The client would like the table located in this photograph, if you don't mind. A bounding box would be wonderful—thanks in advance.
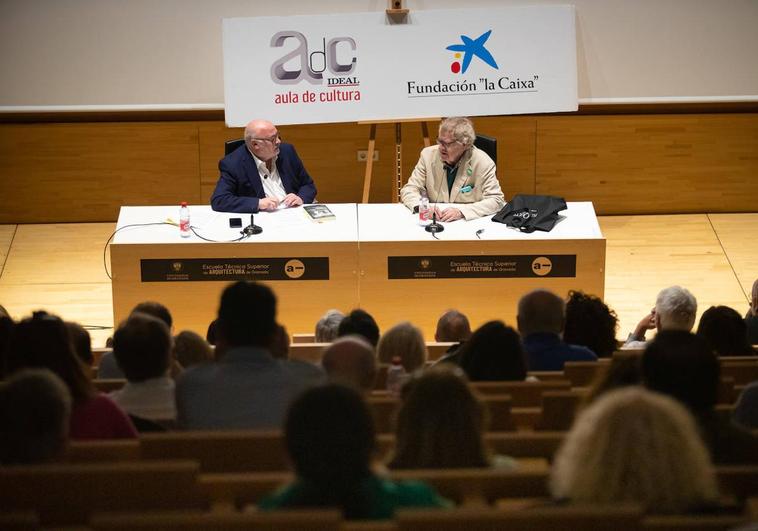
[357,202,605,336]
[110,203,605,339]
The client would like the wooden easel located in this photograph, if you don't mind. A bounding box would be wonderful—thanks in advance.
[359,119,437,203]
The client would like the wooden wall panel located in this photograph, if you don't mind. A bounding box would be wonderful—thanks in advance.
[536,114,758,215]
[474,116,536,199]
[0,122,201,223]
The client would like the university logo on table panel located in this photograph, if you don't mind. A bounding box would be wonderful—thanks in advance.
[407,28,540,98]
[269,30,361,105]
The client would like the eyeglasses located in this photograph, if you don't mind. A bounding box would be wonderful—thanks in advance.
[252,133,281,144]
[436,137,461,149]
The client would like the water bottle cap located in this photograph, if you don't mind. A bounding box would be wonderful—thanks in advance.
[181,201,188,207]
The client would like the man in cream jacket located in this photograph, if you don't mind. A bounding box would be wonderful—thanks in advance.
[400,116,505,221]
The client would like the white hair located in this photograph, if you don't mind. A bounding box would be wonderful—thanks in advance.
[656,286,697,331]
[439,116,476,148]
[315,309,344,343]
[550,387,718,513]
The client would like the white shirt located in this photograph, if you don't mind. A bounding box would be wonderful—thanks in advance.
[109,376,176,421]
[250,148,287,200]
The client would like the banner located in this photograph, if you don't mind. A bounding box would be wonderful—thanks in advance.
[223,6,577,126]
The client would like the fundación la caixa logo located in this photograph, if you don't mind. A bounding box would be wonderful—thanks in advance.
[268,31,361,105]
[407,29,539,97]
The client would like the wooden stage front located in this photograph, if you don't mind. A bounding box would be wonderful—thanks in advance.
[0,212,755,347]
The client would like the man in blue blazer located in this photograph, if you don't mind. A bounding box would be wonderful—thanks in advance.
[211,119,317,213]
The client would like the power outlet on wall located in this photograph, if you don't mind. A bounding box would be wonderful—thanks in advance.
[357,150,379,162]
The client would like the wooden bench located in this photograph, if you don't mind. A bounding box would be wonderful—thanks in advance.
[470,380,571,407]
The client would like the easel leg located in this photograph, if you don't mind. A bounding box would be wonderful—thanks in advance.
[362,123,377,203]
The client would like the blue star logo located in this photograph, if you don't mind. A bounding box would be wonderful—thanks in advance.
[446,30,499,74]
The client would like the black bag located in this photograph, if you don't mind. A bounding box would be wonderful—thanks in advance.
[492,194,567,233]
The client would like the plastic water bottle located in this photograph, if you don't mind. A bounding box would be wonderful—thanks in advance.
[386,356,408,396]
[418,190,431,226]
[179,202,191,238]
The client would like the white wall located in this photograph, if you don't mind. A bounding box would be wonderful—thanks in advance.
[1,0,756,109]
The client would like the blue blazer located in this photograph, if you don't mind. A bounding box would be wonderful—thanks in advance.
[210,143,317,213]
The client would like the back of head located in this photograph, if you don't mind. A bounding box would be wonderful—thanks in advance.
[655,286,697,331]
[550,387,718,513]
[0,369,72,465]
[458,320,526,381]
[391,365,488,469]
[752,278,758,314]
[434,309,472,343]
[173,330,214,368]
[284,384,375,498]
[322,336,377,392]
[6,311,92,403]
[315,309,345,343]
[216,281,277,349]
[563,291,619,357]
[337,309,380,347]
[642,330,719,413]
[517,289,565,337]
[130,301,173,329]
[65,321,93,366]
[113,313,171,382]
[376,321,426,372]
[697,305,753,356]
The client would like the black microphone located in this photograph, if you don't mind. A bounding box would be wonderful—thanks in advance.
[242,213,263,236]
[425,209,444,234]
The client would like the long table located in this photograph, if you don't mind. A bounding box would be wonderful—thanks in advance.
[110,203,605,338]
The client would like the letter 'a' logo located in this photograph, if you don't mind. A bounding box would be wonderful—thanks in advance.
[531,257,553,276]
[285,259,306,279]
[271,31,357,85]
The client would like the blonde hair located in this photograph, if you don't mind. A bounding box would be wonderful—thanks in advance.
[389,365,489,469]
[376,321,427,372]
[550,387,718,513]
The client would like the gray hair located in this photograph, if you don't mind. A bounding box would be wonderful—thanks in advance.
[656,286,697,331]
[315,309,345,343]
[439,116,476,148]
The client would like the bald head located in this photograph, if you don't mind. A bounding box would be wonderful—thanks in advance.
[244,119,280,162]
[517,289,565,337]
[321,336,377,393]
[435,310,472,342]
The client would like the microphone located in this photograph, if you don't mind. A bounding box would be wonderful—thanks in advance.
[242,213,263,236]
[425,209,444,234]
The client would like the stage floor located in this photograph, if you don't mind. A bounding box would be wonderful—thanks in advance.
[1,213,756,348]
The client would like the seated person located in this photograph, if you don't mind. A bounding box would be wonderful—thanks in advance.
[400,116,504,221]
[110,313,176,427]
[433,309,472,365]
[211,119,317,213]
[321,336,377,394]
[0,369,72,465]
[550,387,719,514]
[458,320,528,382]
[517,289,597,371]
[745,278,758,345]
[376,321,427,373]
[259,383,451,519]
[623,285,697,349]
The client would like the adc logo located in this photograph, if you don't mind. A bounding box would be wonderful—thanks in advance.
[531,257,553,277]
[284,259,306,279]
[271,31,357,85]
[446,30,499,74]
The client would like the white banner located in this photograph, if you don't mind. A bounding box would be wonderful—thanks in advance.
[223,6,577,126]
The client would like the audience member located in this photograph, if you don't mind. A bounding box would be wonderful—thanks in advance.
[642,330,758,463]
[0,303,9,318]
[624,285,697,349]
[517,289,597,371]
[65,321,93,366]
[746,279,758,344]
[697,305,754,356]
[584,354,641,405]
[550,387,719,514]
[259,384,450,519]
[457,320,527,381]
[175,281,325,429]
[110,313,175,427]
[0,312,13,379]
[433,309,472,365]
[376,321,427,373]
[315,309,345,343]
[0,369,72,465]
[7,311,137,439]
[270,323,291,359]
[563,291,619,358]
[173,330,214,368]
[98,301,174,379]
[733,382,758,430]
[389,365,515,470]
[337,309,380,347]
[321,336,377,393]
